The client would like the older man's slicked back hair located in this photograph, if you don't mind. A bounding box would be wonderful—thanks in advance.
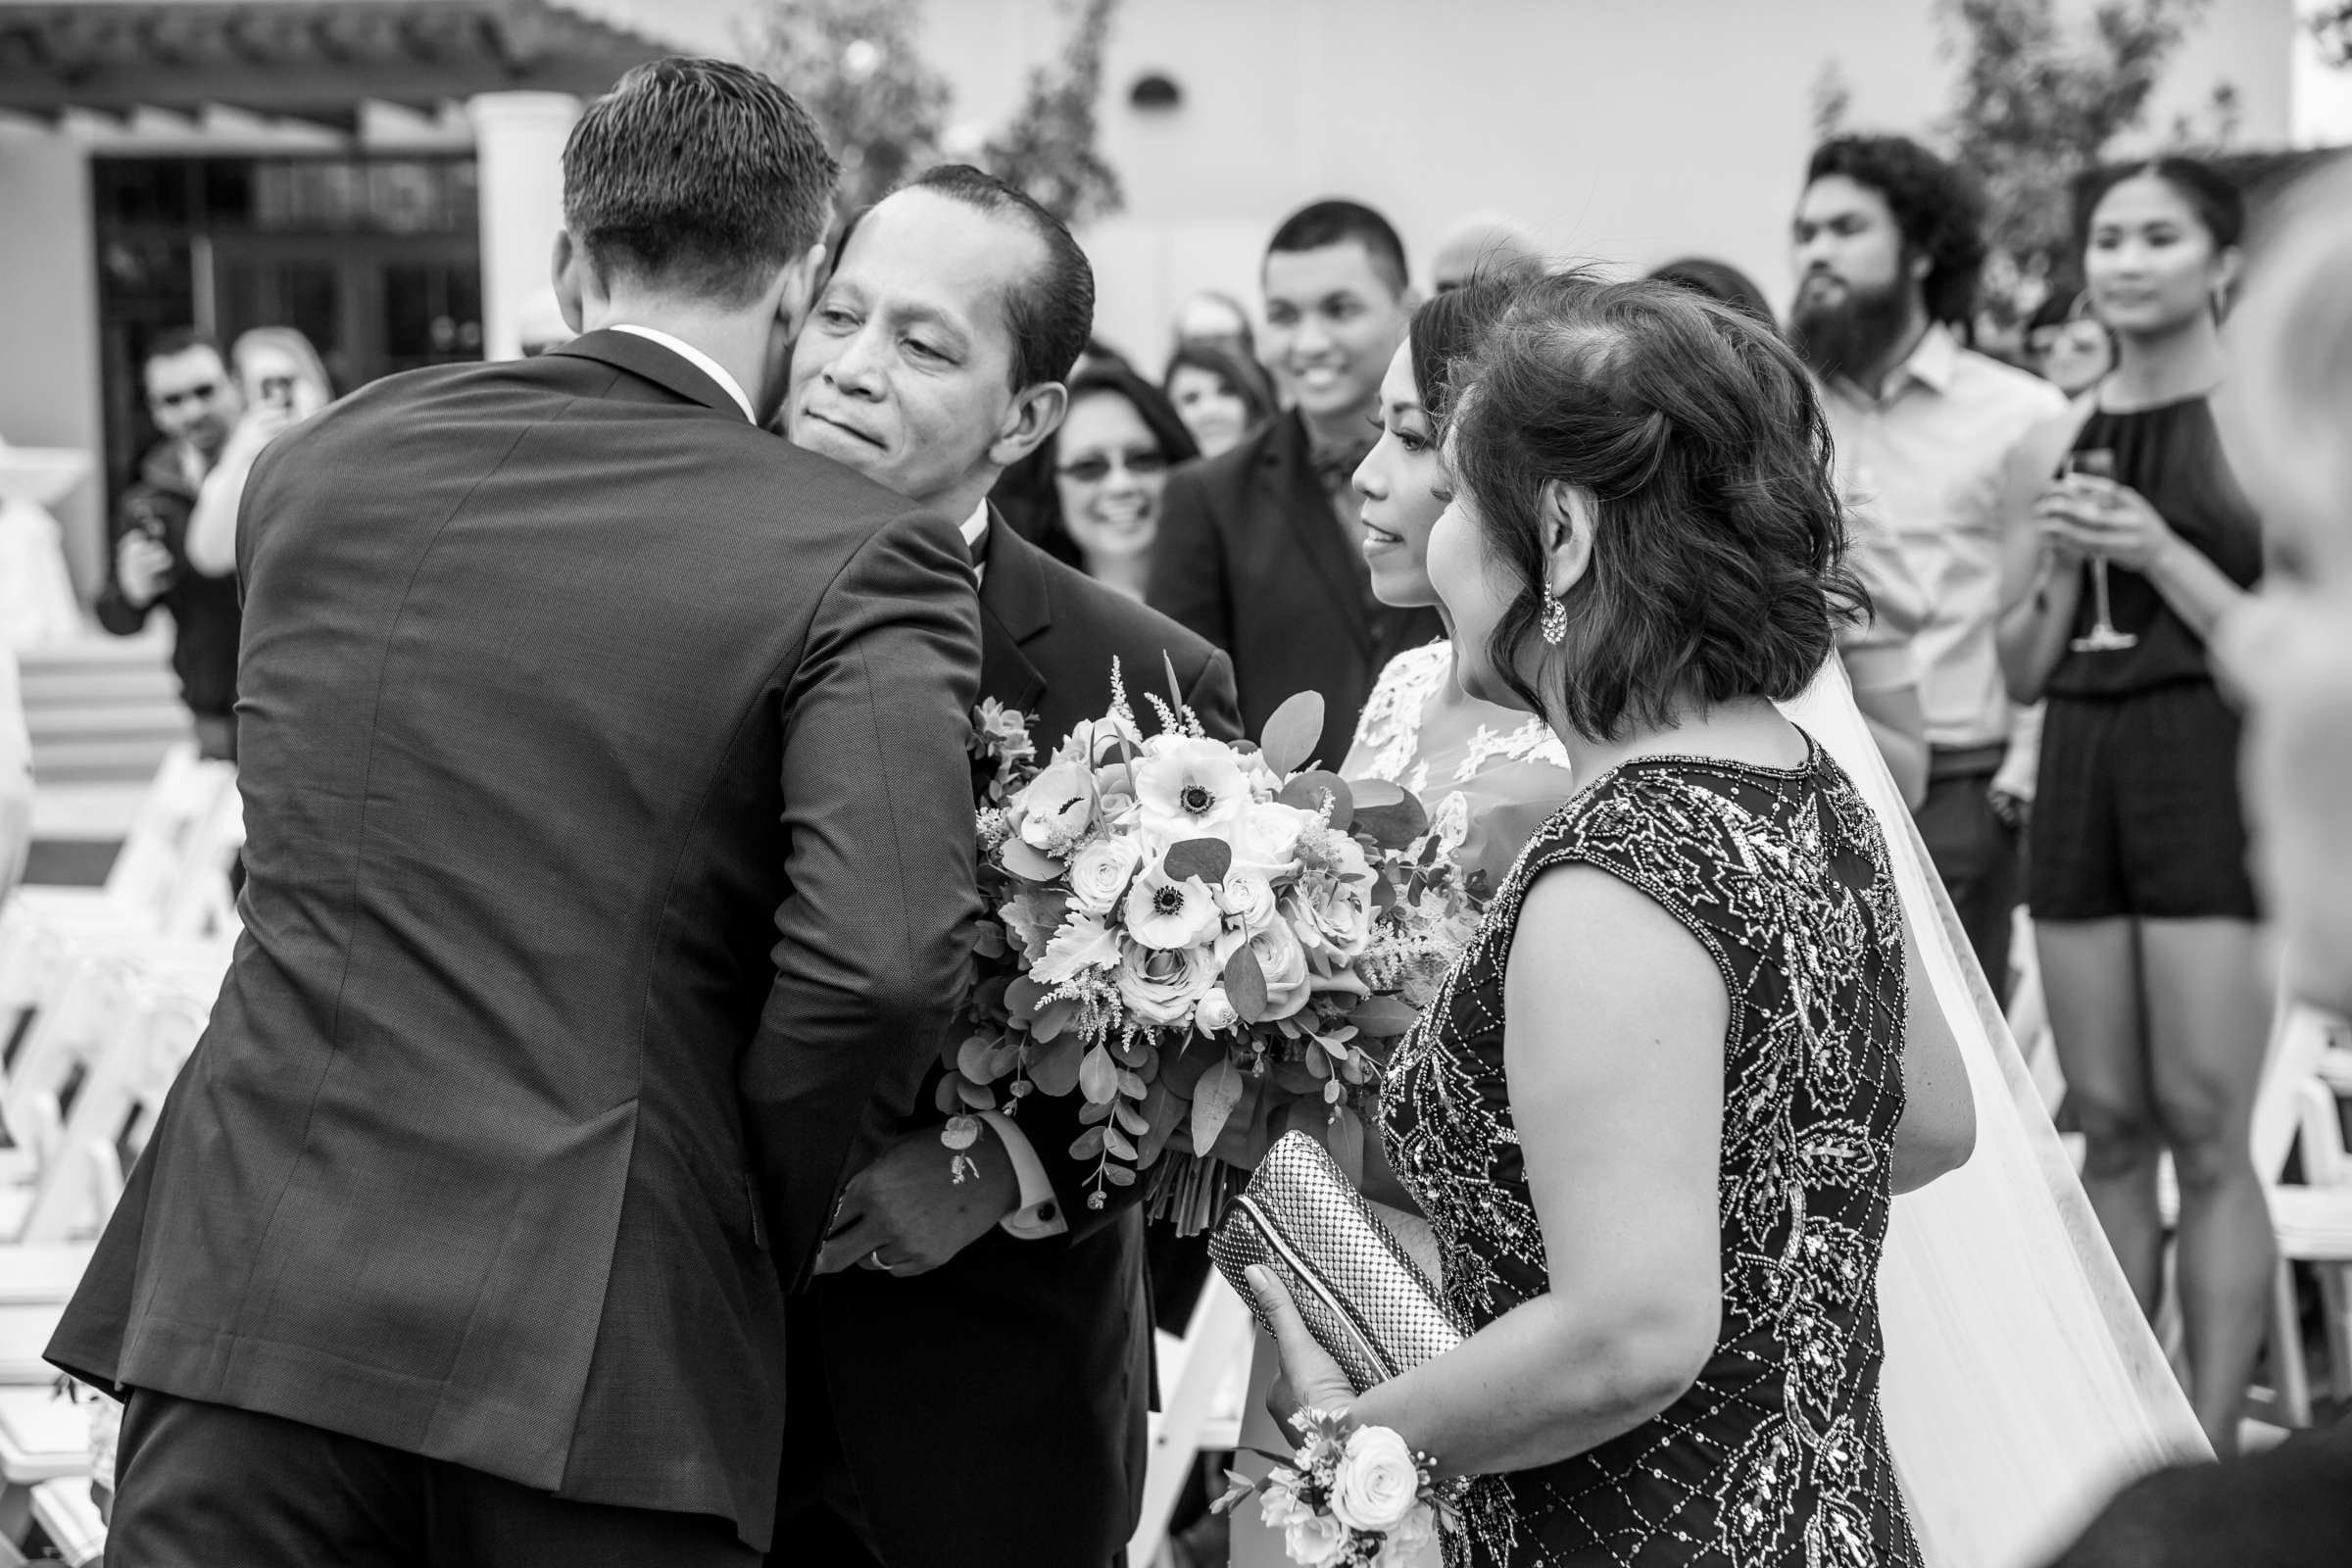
[563,58,839,307]
[906,164,1096,392]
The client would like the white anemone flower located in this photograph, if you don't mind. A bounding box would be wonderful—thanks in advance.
[1133,738,1251,839]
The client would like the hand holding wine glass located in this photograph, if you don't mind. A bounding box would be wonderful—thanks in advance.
[2047,450,2139,652]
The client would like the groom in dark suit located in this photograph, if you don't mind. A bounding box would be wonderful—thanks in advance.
[1150,199,1443,770]
[779,166,1240,1568]
[47,61,982,1566]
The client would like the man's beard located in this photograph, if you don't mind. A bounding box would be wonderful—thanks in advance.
[1790,273,1914,383]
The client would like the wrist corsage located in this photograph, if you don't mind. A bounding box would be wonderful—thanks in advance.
[1216,1407,1447,1566]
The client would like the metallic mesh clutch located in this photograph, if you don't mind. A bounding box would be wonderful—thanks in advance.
[1209,1131,1466,1394]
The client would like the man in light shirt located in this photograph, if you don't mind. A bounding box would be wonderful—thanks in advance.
[1792,134,2066,990]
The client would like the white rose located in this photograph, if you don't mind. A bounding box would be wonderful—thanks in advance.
[1257,1467,1312,1529]
[1012,760,1097,853]
[1116,942,1217,1027]
[1285,1511,1349,1568]
[1217,868,1281,934]
[1231,801,1313,880]
[1330,1424,1421,1534]
[1291,866,1377,962]
[1195,985,1240,1035]
[1069,837,1143,915]
[1379,1504,1437,1566]
[1240,916,1312,1020]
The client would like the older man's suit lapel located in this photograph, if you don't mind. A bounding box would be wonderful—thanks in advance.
[1260,409,1373,661]
[976,510,1051,724]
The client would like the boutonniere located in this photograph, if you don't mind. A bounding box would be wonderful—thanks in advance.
[970,698,1038,808]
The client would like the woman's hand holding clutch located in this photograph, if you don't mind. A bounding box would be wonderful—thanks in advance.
[1248,1264,1361,1443]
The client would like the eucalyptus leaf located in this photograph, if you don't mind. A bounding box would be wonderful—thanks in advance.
[1078,1044,1120,1103]
[1348,995,1422,1038]
[1102,1162,1138,1186]
[1223,944,1269,1024]
[1103,1127,1137,1161]
[1351,791,1429,851]
[1190,1055,1246,1152]
[1257,690,1326,776]
[1000,837,1064,882]
[1328,1103,1365,1187]
[1069,1126,1107,1160]
[1163,837,1233,885]
[1278,770,1353,831]
[1028,1034,1085,1098]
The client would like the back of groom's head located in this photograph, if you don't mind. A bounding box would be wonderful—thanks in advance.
[564,58,840,308]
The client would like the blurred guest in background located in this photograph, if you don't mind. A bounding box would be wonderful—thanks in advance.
[1650,252,1933,806]
[1151,199,1442,767]
[1160,339,1275,460]
[1997,158,2267,1456]
[2049,153,2352,1568]
[1024,362,1197,598]
[1793,133,2066,988]
[2026,289,2118,398]
[97,328,246,761]
[1429,211,1544,291]
[1168,288,1254,361]
[185,326,335,578]
[1647,255,1778,329]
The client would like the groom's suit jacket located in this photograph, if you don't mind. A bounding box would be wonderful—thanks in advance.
[46,329,983,1551]
[788,514,1239,1568]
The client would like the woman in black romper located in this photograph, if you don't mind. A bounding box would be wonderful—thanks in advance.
[1997,158,2269,1455]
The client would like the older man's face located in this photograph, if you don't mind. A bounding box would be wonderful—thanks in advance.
[786,189,1039,513]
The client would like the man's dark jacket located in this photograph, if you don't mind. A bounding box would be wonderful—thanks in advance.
[95,441,242,720]
[785,514,1240,1568]
[47,329,984,1551]
[1148,407,1441,768]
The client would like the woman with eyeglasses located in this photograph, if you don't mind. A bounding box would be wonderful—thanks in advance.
[1025,363,1199,601]
[184,326,335,578]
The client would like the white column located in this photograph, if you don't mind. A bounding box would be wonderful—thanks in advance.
[467,91,581,362]
[0,124,104,598]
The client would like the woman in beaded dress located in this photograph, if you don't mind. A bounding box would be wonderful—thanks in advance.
[1250,273,1980,1567]
[1228,273,1570,1568]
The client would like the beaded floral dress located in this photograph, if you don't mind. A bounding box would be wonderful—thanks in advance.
[1379,736,1923,1568]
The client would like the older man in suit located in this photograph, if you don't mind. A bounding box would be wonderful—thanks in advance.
[1150,199,1442,769]
[48,60,982,1567]
[782,165,1239,1568]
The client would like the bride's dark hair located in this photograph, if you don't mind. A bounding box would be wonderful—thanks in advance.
[1446,270,1865,742]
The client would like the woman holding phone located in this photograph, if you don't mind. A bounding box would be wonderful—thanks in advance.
[1995,157,2269,1454]
[184,327,333,578]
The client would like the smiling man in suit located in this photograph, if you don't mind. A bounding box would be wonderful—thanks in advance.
[1149,200,1443,769]
[783,164,1240,1568]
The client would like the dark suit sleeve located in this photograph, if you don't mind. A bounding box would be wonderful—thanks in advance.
[1184,650,1244,745]
[741,508,984,1288]
[1147,466,1233,655]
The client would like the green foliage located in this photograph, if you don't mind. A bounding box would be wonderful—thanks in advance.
[1936,0,2220,334]
[741,0,1124,226]
[741,0,950,212]
[2317,4,2352,68]
[981,0,1126,225]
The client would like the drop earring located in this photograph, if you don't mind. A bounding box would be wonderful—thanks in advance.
[1541,595,1568,646]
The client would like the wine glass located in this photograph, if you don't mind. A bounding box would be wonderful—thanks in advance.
[2063,448,2138,654]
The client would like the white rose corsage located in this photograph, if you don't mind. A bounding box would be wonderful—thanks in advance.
[1215,1406,1447,1566]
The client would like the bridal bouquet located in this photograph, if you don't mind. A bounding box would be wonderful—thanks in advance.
[944,662,1475,1228]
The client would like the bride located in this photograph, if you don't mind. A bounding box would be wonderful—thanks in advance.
[1228,272,1574,1567]
[1248,273,2203,1568]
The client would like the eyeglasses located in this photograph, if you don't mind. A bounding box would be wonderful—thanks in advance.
[1056,448,1169,483]
[257,375,297,404]
[150,381,222,410]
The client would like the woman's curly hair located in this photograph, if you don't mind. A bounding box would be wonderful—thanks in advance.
[1446,270,1867,742]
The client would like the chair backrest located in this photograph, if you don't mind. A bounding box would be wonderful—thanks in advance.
[99,746,236,928]
[156,779,244,941]
[16,980,207,1243]
[2299,1073,2350,1189]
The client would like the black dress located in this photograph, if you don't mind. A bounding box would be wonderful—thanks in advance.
[2028,394,2262,921]
[1380,740,1921,1567]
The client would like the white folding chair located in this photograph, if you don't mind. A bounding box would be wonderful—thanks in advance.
[17,983,209,1244]
[28,1474,105,1567]
[1129,1276,1253,1568]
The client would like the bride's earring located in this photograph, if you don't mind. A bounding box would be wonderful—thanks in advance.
[1540,595,1568,647]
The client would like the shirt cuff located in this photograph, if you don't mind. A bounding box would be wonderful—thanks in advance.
[978,1110,1069,1239]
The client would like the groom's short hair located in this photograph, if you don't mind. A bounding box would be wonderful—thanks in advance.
[564,58,840,308]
